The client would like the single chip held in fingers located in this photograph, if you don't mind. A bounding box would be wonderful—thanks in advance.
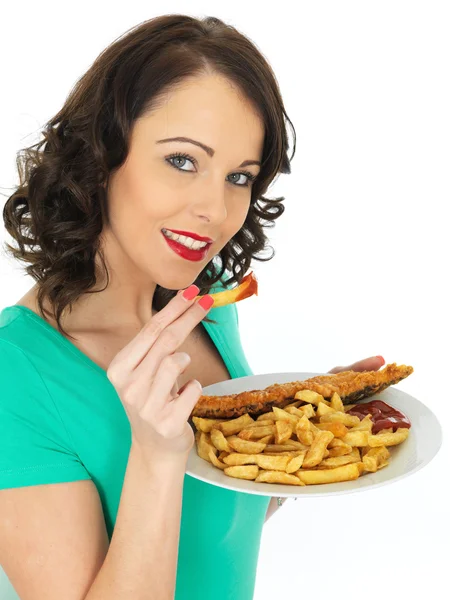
[196,271,258,308]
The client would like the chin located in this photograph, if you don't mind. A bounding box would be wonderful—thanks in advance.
[155,271,201,292]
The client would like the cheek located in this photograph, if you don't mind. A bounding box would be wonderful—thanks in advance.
[221,199,251,243]
[232,198,251,230]
[114,174,184,226]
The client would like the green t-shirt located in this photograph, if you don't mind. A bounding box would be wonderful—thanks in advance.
[0,301,270,600]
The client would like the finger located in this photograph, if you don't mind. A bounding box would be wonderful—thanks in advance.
[107,284,200,384]
[134,295,214,380]
[170,379,204,425]
[350,356,385,372]
[139,352,192,413]
[169,379,180,399]
[328,366,345,374]
[329,356,385,374]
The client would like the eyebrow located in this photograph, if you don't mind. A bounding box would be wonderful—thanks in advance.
[156,136,261,168]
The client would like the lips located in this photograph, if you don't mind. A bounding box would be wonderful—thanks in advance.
[165,229,214,243]
[162,231,212,262]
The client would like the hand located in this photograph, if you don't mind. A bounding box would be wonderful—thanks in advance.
[328,355,385,374]
[106,285,214,460]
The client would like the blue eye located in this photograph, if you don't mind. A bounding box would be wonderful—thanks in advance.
[165,152,256,187]
[166,153,196,172]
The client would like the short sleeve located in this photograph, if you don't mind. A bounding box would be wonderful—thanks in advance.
[0,339,91,489]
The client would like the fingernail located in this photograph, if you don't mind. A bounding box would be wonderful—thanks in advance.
[198,295,214,311]
[182,285,200,301]
[376,355,385,363]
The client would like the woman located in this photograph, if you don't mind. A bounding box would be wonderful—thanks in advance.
[0,14,384,600]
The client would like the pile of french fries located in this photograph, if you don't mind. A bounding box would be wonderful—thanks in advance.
[192,389,410,486]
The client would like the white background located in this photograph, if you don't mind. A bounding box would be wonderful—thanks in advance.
[0,1,449,599]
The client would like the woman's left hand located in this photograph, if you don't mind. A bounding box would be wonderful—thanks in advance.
[328,355,385,374]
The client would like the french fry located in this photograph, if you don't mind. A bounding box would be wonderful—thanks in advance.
[256,412,276,422]
[330,392,345,412]
[275,419,294,444]
[297,463,361,484]
[197,432,218,462]
[320,412,361,427]
[245,419,272,427]
[197,271,258,308]
[295,414,314,445]
[368,428,409,447]
[192,416,229,433]
[303,430,335,468]
[284,401,303,410]
[238,425,274,440]
[217,414,255,436]
[227,436,267,454]
[254,454,292,471]
[376,461,390,470]
[209,448,228,470]
[356,461,365,475]
[298,404,316,419]
[362,446,391,472]
[327,437,353,456]
[294,390,331,407]
[210,428,232,452]
[315,422,349,438]
[259,434,274,444]
[283,439,308,450]
[285,404,316,420]
[264,444,304,453]
[263,451,305,457]
[256,470,305,485]
[317,448,361,469]
[360,445,371,457]
[316,402,336,417]
[341,430,370,447]
[272,406,300,426]
[223,453,258,466]
[348,415,373,433]
[286,452,306,473]
[224,465,259,480]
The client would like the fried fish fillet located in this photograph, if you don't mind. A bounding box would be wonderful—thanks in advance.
[191,363,413,419]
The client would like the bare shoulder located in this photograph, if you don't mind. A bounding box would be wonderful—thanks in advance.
[0,479,109,600]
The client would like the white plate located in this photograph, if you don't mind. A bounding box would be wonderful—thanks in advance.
[186,372,443,497]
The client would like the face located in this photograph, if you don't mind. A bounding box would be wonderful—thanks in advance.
[100,73,265,292]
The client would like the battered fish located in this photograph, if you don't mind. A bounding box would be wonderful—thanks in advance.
[191,363,413,419]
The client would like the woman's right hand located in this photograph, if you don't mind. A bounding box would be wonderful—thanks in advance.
[106,285,214,460]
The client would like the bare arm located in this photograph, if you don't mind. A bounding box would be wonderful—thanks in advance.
[0,445,188,600]
[86,444,187,600]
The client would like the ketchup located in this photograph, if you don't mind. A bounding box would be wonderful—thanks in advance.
[346,400,411,434]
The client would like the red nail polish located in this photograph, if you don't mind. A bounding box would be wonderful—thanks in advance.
[182,285,200,301]
[376,355,385,363]
[198,295,214,310]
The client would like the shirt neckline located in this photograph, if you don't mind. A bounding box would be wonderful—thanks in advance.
[2,304,233,380]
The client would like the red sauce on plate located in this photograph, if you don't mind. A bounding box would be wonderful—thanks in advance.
[346,400,411,434]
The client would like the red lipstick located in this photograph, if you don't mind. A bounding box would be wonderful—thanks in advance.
[166,229,213,243]
[161,230,212,262]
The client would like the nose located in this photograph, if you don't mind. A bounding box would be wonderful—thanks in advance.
[192,178,228,224]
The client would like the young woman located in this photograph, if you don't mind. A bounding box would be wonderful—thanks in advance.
[0,14,384,600]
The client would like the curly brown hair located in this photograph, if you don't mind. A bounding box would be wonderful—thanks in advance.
[2,14,295,341]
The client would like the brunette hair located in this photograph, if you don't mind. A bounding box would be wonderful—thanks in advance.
[2,14,296,340]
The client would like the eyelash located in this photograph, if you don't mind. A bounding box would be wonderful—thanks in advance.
[165,152,257,187]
